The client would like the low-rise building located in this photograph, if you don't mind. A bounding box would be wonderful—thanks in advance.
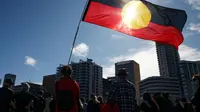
[140,76,181,101]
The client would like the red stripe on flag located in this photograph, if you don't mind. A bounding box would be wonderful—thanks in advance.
[84,2,183,49]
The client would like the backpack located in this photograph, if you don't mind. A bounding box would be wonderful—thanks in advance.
[55,82,75,111]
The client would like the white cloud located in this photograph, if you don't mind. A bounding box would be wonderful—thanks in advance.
[103,43,159,79]
[103,65,115,78]
[103,42,200,80]
[183,32,195,38]
[72,43,89,57]
[25,56,37,67]
[179,45,200,60]
[111,34,125,39]
[185,0,200,10]
[187,23,200,33]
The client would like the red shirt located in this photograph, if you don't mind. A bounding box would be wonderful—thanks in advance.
[55,77,80,112]
[101,104,120,112]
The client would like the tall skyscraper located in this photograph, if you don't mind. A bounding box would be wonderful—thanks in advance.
[115,60,141,104]
[70,59,103,100]
[156,42,184,96]
[180,60,200,99]
[3,74,16,86]
[156,42,180,77]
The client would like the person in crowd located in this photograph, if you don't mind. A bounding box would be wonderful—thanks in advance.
[154,92,166,112]
[0,79,15,112]
[15,82,37,112]
[87,94,100,112]
[102,98,120,112]
[162,92,174,112]
[140,92,159,112]
[134,99,140,112]
[44,93,53,112]
[185,102,195,112]
[49,96,56,112]
[107,68,136,112]
[34,90,46,112]
[181,98,195,112]
[80,98,87,112]
[191,74,200,112]
[55,65,81,112]
[174,98,184,112]
[97,96,104,108]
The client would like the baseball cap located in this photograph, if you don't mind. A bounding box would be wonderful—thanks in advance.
[117,68,129,76]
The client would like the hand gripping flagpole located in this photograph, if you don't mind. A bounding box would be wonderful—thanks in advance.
[68,0,90,65]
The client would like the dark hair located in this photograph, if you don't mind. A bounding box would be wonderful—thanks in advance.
[39,90,44,95]
[154,92,161,98]
[181,98,187,102]
[97,96,104,104]
[90,93,95,98]
[143,92,152,102]
[61,65,72,77]
[80,98,85,103]
[162,92,169,99]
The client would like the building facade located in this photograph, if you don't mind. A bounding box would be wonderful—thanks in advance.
[180,60,200,99]
[70,59,103,100]
[115,60,141,104]
[140,76,181,101]
[4,74,17,86]
[156,42,184,96]
[156,42,180,77]
[43,74,56,94]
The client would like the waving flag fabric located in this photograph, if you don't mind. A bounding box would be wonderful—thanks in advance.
[82,0,187,49]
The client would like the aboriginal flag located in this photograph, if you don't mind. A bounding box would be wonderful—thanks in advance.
[82,0,187,49]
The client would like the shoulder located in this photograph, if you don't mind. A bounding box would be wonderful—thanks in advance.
[126,80,135,87]
[8,88,15,94]
[73,80,79,85]
[111,81,118,87]
[126,80,133,85]
[73,80,79,88]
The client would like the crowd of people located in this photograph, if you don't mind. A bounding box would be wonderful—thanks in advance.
[0,65,200,112]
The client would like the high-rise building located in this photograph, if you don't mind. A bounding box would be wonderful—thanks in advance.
[156,42,184,96]
[140,76,181,101]
[43,74,56,94]
[3,74,17,86]
[70,59,103,100]
[156,42,180,77]
[115,60,141,104]
[180,60,200,99]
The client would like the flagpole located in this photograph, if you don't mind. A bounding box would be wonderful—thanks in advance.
[68,0,90,65]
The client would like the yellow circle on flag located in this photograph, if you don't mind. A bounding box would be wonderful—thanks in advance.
[122,0,152,29]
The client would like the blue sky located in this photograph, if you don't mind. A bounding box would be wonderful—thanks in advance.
[0,0,200,85]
